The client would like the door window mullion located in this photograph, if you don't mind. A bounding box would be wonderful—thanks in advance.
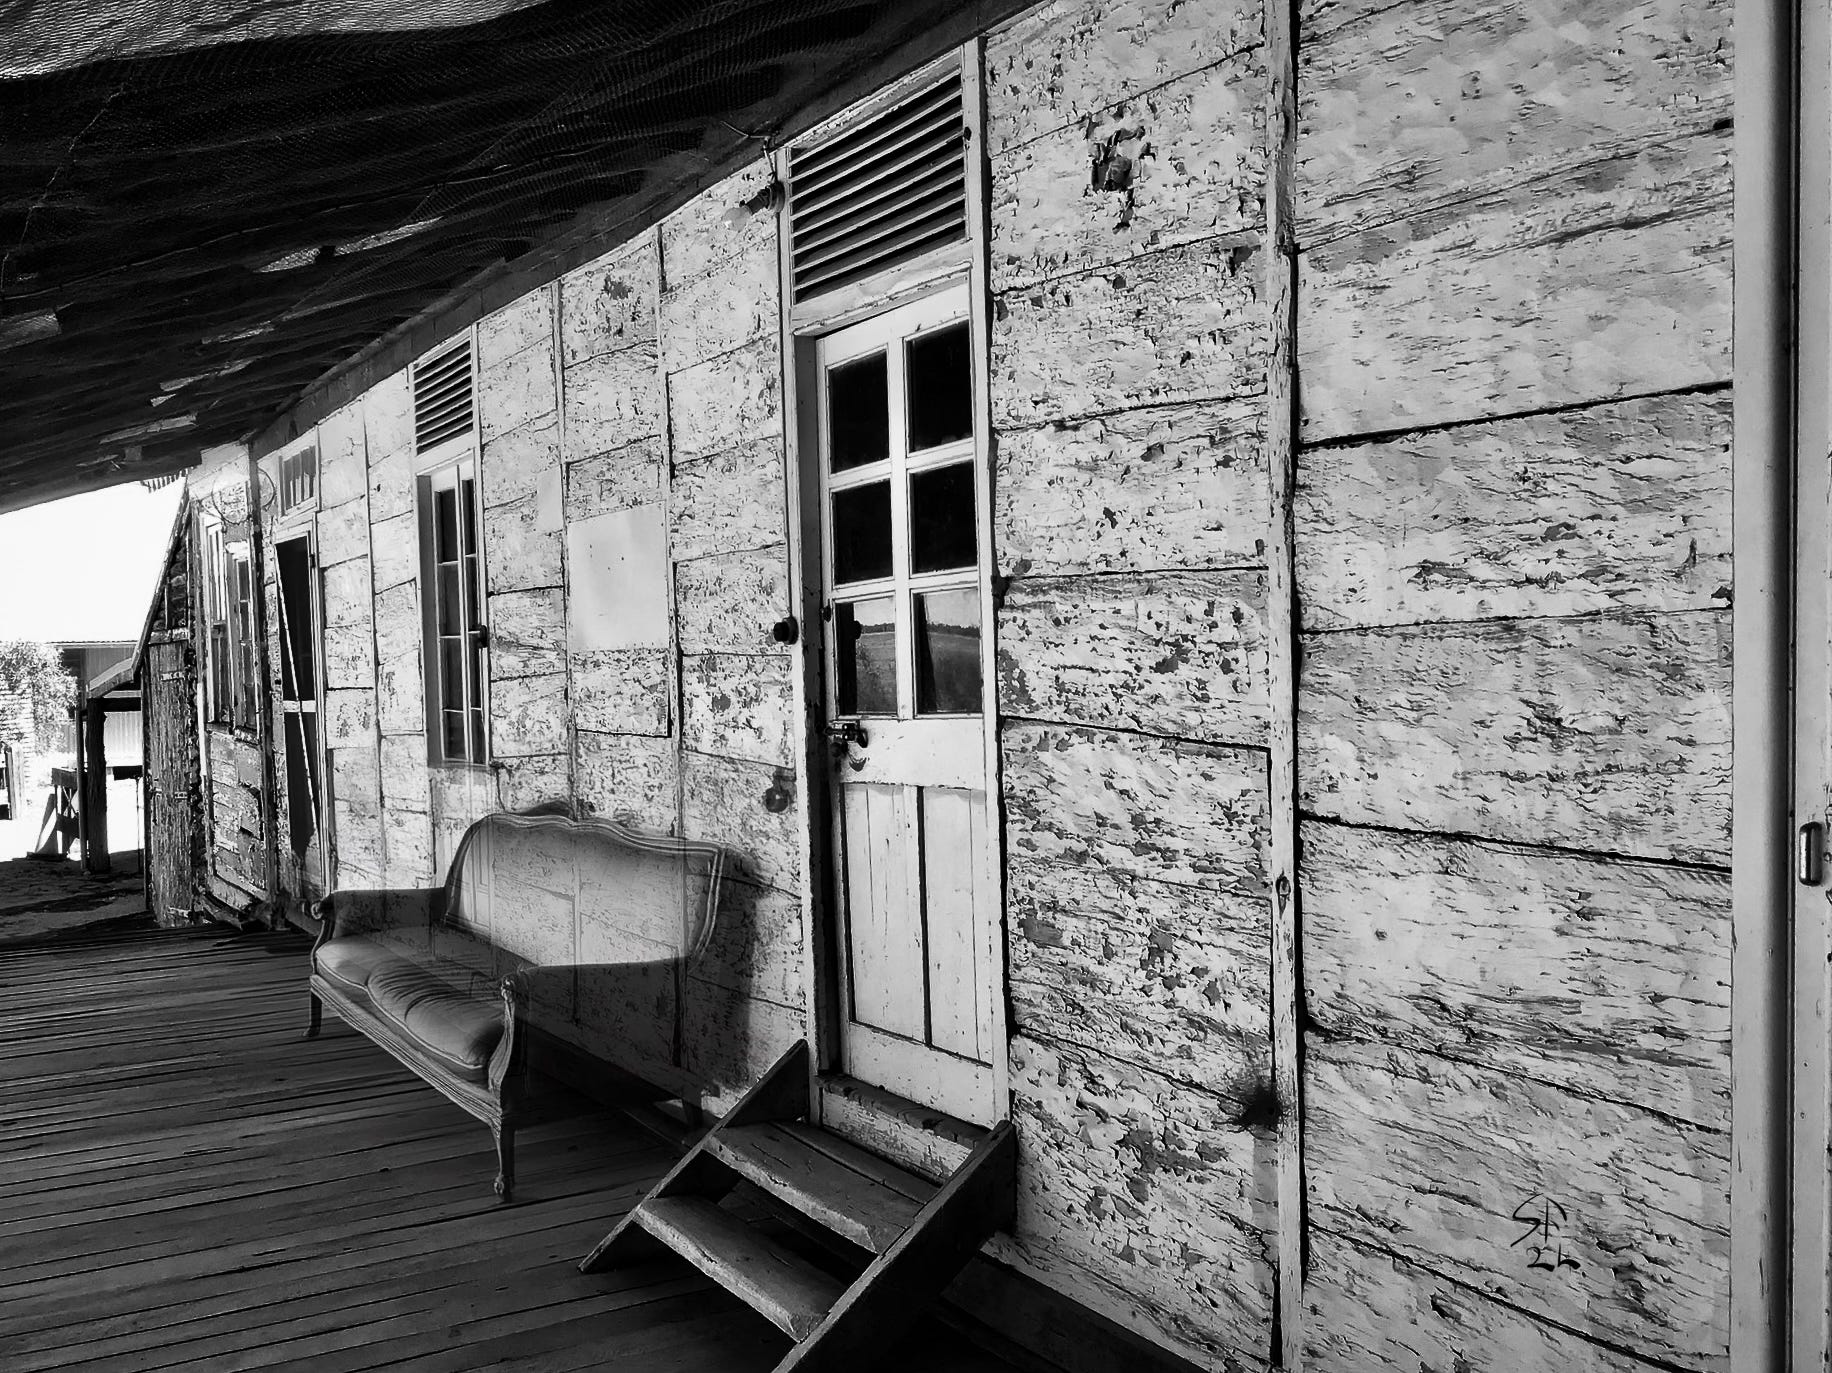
[905,440,975,473]
[887,330,914,722]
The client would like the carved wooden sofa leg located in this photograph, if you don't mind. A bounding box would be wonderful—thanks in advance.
[305,991,321,1040]
[493,1122,515,1204]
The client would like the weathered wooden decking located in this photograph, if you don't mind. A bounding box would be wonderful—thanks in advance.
[0,928,1022,1372]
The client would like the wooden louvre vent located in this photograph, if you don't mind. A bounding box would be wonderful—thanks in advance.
[789,72,967,301]
[412,338,475,454]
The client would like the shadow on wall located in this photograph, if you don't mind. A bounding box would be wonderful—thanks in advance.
[453,800,761,1105]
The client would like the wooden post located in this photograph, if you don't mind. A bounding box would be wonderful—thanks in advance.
[247,446,280,913]
[81,690,110,874]
[71,697,86,861]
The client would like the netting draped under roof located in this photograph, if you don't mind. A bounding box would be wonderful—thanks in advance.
[0,0,1004,512]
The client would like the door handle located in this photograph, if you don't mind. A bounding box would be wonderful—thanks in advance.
[1801,821,1824,886]
[825,720,868,748]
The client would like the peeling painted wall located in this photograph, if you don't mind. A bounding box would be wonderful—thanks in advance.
[1293,0,1734,1368]
[190,442,268,909]
[222,0,1739,1367]
[264,158,807,1105]
[983,2,1278,1364]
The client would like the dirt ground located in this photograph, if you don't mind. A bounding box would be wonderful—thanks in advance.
[0,853,149,945]
[0,749,151,944]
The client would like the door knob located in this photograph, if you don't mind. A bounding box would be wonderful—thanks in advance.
[825,720,868,748]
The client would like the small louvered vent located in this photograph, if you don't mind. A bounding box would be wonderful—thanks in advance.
[790,73,967,301]
[413,338,474,454]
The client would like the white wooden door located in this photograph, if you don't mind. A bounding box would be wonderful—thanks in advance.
[814,287,1000,1125]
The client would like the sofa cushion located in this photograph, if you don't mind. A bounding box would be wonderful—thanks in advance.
[365,962,504,1082]
[316,938,412,997]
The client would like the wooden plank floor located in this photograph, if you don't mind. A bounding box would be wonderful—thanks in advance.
[0,928,1024,1372]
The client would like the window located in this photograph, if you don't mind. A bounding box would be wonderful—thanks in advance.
[418,464,488,764]
[411,333,486,766]
[279,441,318,515]
[200,517,259,730]
[819,294,983,721]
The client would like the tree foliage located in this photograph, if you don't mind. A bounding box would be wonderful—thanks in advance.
[0,641,76,750]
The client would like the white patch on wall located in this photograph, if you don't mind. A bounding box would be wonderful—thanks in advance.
[566,503,668,650]
[535,463,563,533]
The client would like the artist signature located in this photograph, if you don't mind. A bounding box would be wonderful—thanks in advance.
[1511,1194,1581,1273]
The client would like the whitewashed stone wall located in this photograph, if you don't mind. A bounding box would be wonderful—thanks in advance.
[1293,0,1734,1369]
[982,1,1280,1366]
[248,2,1738,1366]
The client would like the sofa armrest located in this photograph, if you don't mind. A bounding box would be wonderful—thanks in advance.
[490,971,531,1100]
[312,886,446,950]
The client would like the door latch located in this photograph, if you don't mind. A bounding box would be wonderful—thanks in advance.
[825,720,868,748]
[1801,821,1824,886]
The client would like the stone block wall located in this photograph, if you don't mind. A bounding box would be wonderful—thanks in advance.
[1292,0,1734,1368]
[242,4,1739,1366]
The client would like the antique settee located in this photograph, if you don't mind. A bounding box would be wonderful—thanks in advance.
[305,804,725,1201]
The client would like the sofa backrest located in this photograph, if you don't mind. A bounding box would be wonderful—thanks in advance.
[441,807,725,970]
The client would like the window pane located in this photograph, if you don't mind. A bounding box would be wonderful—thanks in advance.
[440,640,466,714]
[915,589,981,715]
[437,565,463,636]
[443,709,467,760]
[828,352,889,473]
[463,552,483,628]
[461,477,478,556]
[470,706,486,763]
[435,487,458,561]
[909,462,977,574]
[835,597,897,716]
[905,322,973,451]
[831,482,893,585]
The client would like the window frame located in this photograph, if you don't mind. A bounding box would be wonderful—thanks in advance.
[198,512,259,733]
[416,447,489,769]
[816,288,981,723]
[276,435,320,519]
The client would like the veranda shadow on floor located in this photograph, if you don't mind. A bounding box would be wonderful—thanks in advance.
[0,926,1023,1372]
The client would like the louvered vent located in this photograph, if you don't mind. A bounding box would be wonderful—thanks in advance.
[790,73,967,301]
[413,338,474,454]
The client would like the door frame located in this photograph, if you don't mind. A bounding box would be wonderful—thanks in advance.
[1732,0,1826,1362]
[273,516,329,897]
[777,39,1010,1126]
[809,287,1001,1124]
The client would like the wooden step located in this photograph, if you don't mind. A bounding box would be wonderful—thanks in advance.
[634,1196,844,1341]
[707,1121,933,1254]
[816,1074,981,1184]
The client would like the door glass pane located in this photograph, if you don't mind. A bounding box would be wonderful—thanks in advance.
[463,552,483,627]
[435,487,458,561]
[835,597,897,716]
[437,564,463,635]
[828,353,889,472]
[440,640,466,713]
[915,589,981,715]
[276,538,316,701]
[905,322,972,451]
[832,482,893,584]
[909,462,977,574]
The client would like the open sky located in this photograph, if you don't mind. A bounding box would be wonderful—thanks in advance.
[0,482,184,643]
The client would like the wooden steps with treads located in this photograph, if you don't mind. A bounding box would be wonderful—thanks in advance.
[578,1042,1016,1371]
